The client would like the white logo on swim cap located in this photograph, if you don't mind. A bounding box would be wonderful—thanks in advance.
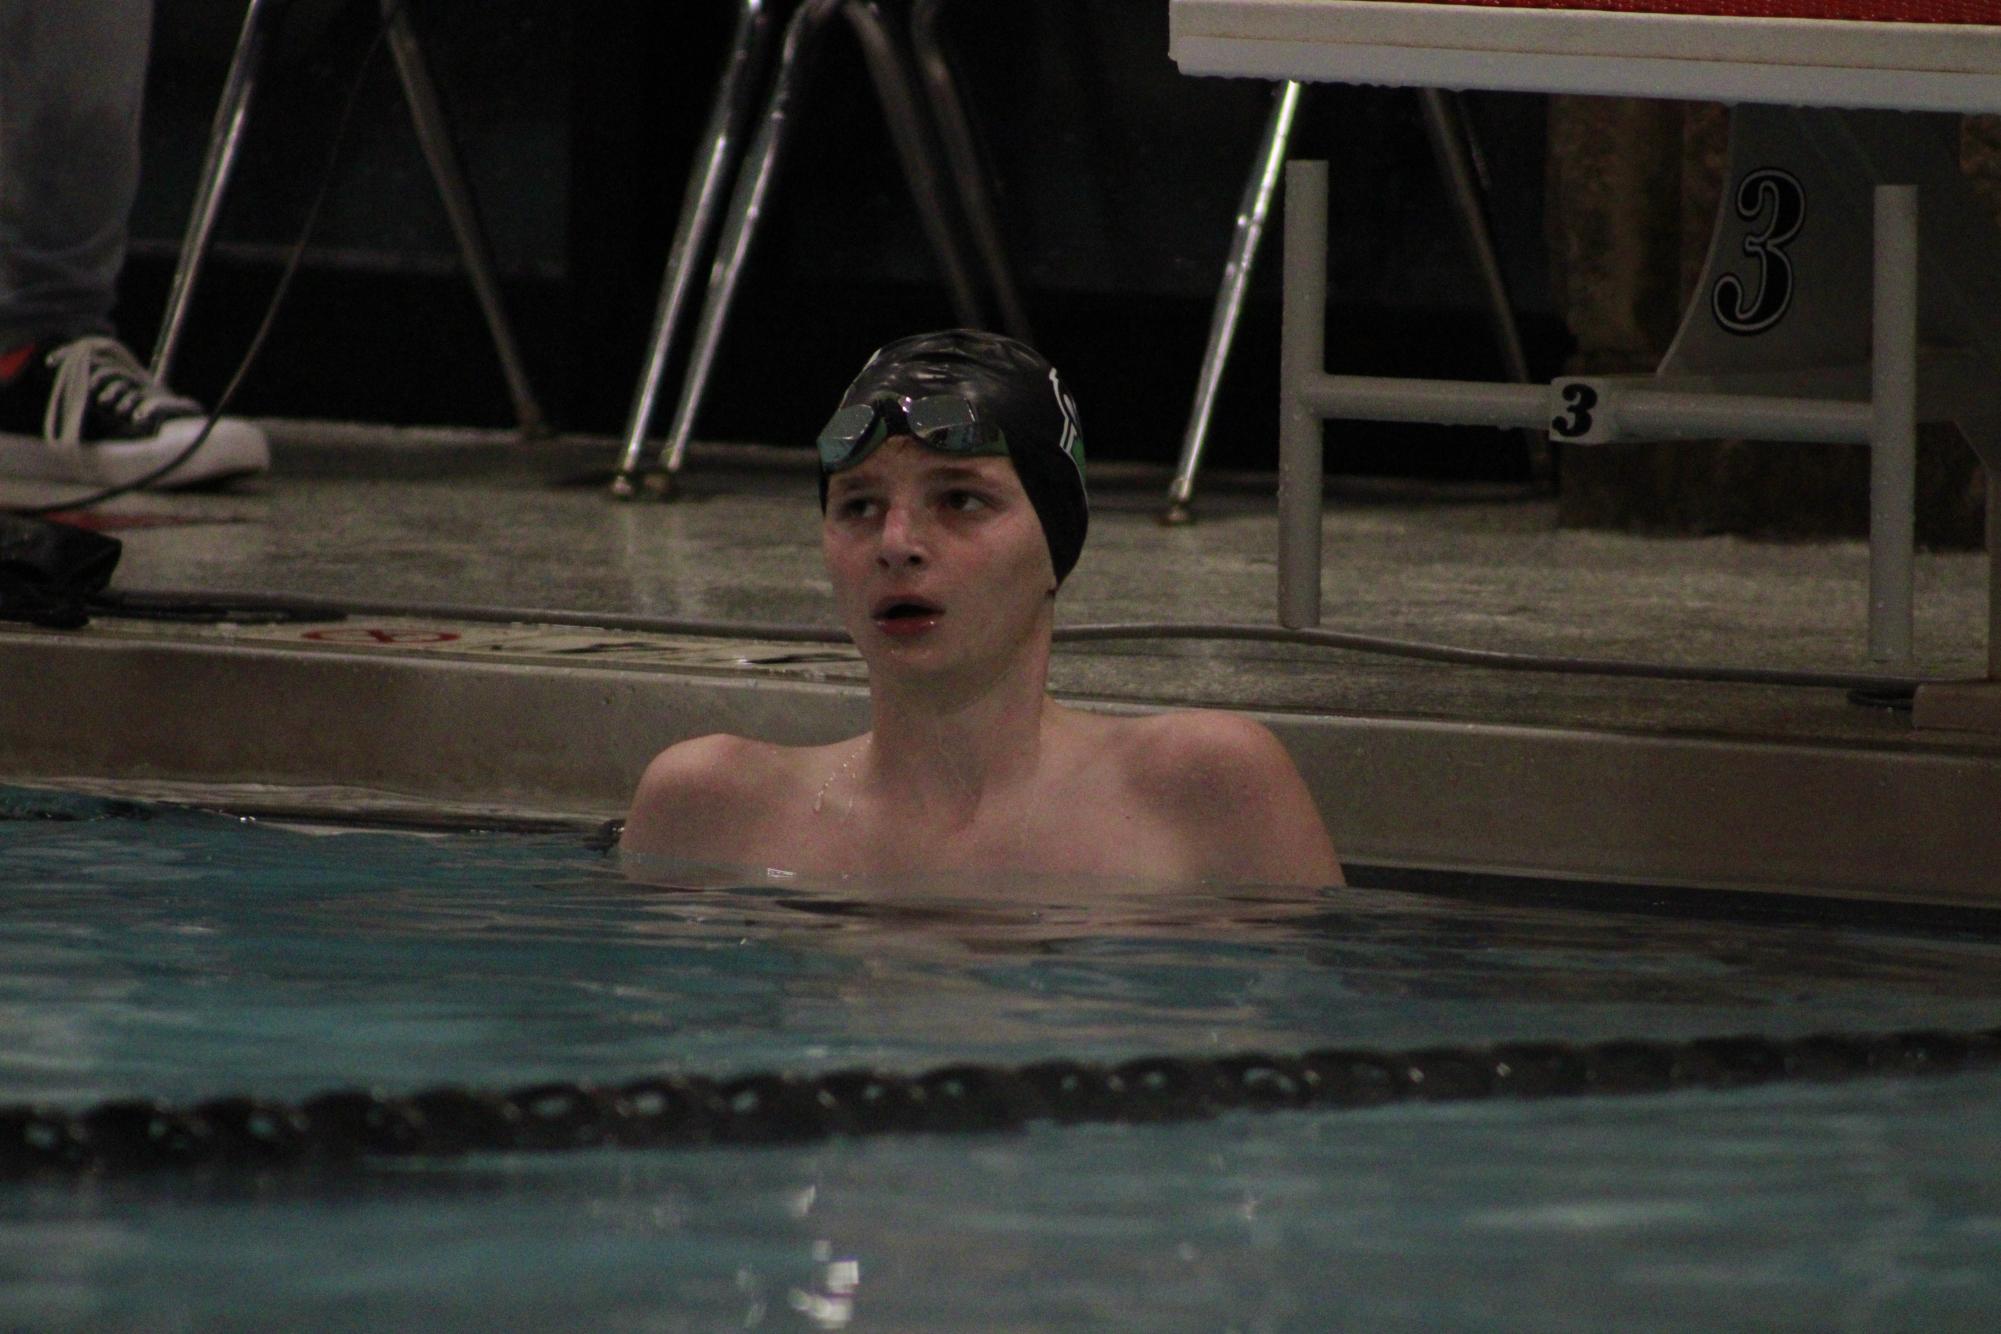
[1049,367,1084,474]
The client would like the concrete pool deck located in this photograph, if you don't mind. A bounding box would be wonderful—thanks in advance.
[2,421,1997,903]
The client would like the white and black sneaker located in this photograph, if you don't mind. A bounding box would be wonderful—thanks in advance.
[0,336,269,489]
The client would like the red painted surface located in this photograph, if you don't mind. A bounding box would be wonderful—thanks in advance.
[1403,0,1997,22]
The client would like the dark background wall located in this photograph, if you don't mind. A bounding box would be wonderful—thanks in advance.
[123,0,1571,479]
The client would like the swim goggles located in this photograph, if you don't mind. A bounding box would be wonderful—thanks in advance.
[815,395,1008,472]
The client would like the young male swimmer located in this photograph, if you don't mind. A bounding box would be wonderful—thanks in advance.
[621,330,1342,886]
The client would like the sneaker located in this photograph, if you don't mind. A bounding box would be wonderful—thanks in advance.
[0,336,269,489]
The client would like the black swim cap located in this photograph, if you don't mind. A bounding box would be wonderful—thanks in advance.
[818,329,1089,584]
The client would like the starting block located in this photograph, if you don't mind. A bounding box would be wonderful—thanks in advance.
[1171,0,2001,723]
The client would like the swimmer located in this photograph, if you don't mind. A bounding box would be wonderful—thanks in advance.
[621,330,1342,886]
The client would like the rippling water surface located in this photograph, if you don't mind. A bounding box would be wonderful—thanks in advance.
[4,787,1999,1331]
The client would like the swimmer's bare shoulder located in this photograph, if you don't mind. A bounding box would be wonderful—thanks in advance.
[1107,709,1344,887]
[620,733,809,862]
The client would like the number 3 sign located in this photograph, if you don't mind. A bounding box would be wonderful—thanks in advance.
[1711,168,1805,337]
[1547,378,1612,443]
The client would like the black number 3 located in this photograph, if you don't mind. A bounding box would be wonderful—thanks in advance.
[1711,168,1804,336]
[1551,382,1598,439]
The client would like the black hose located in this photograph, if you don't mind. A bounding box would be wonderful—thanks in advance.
[93,588,1930,694]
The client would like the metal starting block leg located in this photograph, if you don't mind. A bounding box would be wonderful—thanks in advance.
[1279,153,1947,678]
[1280,105,2001,714]
[1658,107,2001,688]
[1913,405,2001,730]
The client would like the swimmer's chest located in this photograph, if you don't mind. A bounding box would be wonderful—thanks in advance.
[775,778,1194,879]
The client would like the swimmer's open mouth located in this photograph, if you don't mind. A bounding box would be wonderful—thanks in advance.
[873,597,942,621]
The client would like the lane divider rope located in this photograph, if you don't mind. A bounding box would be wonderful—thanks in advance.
[7,1025,1996,1178]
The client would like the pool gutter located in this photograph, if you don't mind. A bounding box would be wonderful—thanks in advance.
[3,620,1997,905]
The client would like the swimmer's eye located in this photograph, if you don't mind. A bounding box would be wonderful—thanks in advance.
[832,495,881,521]
[941,489,992,513]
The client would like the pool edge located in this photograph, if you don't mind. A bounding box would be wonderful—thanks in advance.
[3,624,1995,905]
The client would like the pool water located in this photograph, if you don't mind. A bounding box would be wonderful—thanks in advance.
[4,788,2000,1330]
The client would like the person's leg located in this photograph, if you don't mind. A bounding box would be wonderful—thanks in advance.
[0,0,267,490]
[1547,95,1729,532]
[0,0,150,350]
[1544,95,1686,381]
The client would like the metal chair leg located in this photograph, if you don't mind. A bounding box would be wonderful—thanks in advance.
[612,0,777,498]
[1163,81,1301,523]
[1417,88,1548,486]
[648,0,1002,494]
[653,0,847,490]
[381,0,544,435]
[152,0,284,384]
[909,0,1033,343]
[842,0,986,329]
[1167,85,1543,518]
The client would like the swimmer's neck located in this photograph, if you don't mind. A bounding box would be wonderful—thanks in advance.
[863,657,1057,813]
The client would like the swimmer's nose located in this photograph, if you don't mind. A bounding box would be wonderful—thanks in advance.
[876,502,928,568]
